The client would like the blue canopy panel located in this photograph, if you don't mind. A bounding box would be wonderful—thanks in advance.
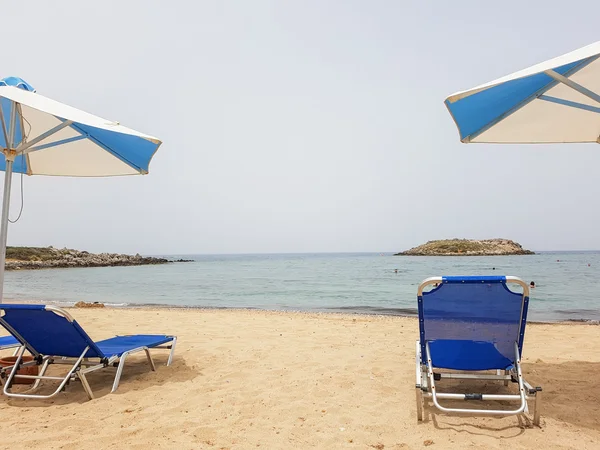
[445,57,594,141]
[0,152,27,173]
[0,77,34,156]
[418,279,528,370]
[0,97,24,150]
[71,123,159,174]
[0,77,35,92]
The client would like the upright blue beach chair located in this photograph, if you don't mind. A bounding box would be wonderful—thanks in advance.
[0,304,176,400]
[415,276,542,425]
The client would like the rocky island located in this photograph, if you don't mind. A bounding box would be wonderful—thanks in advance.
[5,246,171,270]
[395,239,534,256]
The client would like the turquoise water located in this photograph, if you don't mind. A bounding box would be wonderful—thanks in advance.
[3,252,600,322]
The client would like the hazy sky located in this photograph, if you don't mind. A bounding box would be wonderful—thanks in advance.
[2,1,600,254]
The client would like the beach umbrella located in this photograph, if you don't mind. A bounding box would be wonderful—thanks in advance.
[444,41,600,144]
[0,76,161,302]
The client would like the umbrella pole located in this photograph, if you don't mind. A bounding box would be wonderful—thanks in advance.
[0,101,18,304]
[0,155,13,303]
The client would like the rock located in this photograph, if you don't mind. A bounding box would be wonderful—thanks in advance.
[395,238,534,256]
[74,301,105,308]
[4,246,171,271]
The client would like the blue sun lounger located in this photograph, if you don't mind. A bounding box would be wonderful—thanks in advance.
[0,335,18,351]
[0,336,24,385]
[0,304,176,400]
[415,276,542,425]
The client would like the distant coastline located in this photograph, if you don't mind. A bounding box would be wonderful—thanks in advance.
[5,246,171,270]
[395,239,534,256]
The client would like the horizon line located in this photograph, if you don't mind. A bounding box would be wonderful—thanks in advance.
[148,249,600,256]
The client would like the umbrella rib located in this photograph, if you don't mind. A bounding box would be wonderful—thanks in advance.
[543,69,600,106]
[7,103,16,148]
[16,103,26,146]
[0,101,9,149]
[26,135,88,152]
[16,120,74,154]
[538,95,600,114]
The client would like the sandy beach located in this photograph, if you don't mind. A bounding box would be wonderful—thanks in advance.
[0,308,599,449]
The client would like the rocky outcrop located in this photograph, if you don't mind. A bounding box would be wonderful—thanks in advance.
[395,239,534,256]
[5,246,171,270]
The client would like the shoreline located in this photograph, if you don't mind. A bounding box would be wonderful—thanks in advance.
[3,298,598,325]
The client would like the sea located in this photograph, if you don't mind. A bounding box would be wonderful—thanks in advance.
[3,251,600,322]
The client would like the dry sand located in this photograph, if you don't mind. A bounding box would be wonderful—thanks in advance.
[0,308,599,449]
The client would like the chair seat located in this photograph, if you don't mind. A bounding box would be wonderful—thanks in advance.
[429,339,513,371]
[0,335,18,349]
[95,335,174,358]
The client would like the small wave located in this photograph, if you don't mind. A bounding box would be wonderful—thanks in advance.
[563,318,600,324]
[115,302,262,311]
[322,305,418,316]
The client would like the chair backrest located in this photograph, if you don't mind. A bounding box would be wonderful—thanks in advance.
[0,304,105,359]
[417,276,529,367]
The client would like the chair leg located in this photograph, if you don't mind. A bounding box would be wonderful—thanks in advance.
[415,340,424,421]
[504,370,510,387]
[416,387,424,421]
[111,344,166,394]
[167,337,177,366]
[111,354,128,393]
[533,391,542,426]
[79,371,94,400]
[144,348,156,371]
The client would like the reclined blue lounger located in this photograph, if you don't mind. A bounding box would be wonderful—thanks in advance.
[0,336,24,385]
[0,335,18,351]
[415,276,542,425]
[0,304,176,400]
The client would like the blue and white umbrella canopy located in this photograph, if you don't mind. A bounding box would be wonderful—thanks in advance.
[445,41,600,144]
[0,77,162,302]
[0,76,161,176]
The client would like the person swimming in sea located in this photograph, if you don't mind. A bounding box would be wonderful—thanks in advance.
[530,281,535,289]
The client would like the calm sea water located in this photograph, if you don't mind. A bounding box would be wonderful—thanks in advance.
[3,252,600,322]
